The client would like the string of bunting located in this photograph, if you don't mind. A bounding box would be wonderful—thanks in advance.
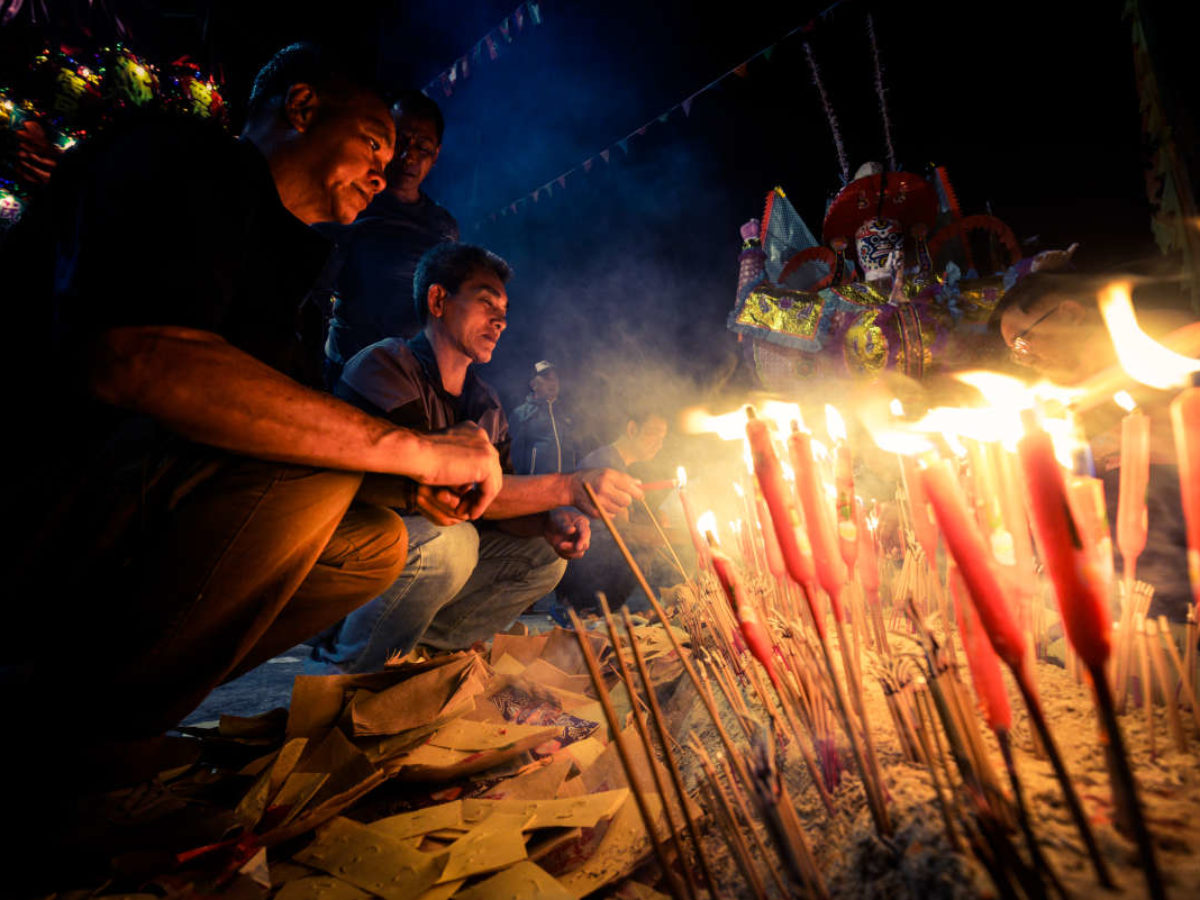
[420,1,543,100]
[471,0,849,231]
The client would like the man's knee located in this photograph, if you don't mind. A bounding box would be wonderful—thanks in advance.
[344,505,409,592]
[411,519,481,594]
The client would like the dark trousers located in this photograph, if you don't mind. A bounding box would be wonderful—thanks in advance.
[8,448,407,740]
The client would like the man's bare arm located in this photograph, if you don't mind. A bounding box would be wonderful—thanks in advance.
[482,468,644,520]
[90,325,500,495]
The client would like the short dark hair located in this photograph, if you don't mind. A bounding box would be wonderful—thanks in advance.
[247,42,382,122]
[414,242,513,327]
[987,272,1099,333]
[392,89,445,143]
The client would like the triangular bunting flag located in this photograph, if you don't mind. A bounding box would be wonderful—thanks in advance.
[459,55,470,79]
[763,45,776,61]
[733,63,749,78]
[600,148,611,163]
[499,18,511,42]
[485,34,498,60]
[583,157,593,173]
[527,1,542,25]
[439,72,453,97]
[635,125,647,137]
[531,188,540,203]
[658,111,670,124]
[556,174,566,189]
[682,95,696,116]
[617,138,629,154]
[544,181,554,198]
[510,202,518,214]
[473,41,484,63]
[447,64,458,84]
[514,6,524,29]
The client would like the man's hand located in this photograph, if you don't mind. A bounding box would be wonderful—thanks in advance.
[412,422,503,519]
[569,468,643,518]
[543,507,591,559]
[413,484,474,526]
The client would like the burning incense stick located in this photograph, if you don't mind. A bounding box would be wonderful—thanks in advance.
[596,596,698,900]
[613,602,721,899]
[566,608,689,900]
[581,482,822,894]
[689,736,769,900]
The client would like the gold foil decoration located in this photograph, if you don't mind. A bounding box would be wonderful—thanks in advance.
[736,289,824,340]
[843,309,889,375]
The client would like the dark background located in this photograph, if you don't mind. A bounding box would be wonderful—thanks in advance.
[4,0,1192,452]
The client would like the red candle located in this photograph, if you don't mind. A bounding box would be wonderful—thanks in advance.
[709,537,780,688]
[1115,398,1150,583]
[754,488,787,581]
[637,479,677,492]
[1169,385,1200,608]
[856,500,881,601]
[920,458,1028,670]
[745,412,819,594]
[900,454,940,567]
[1068,474,1115,588]
[1018,412,1112,669]
[787,424,848,616]
[827,406,859,572]
[949,563,1012,731]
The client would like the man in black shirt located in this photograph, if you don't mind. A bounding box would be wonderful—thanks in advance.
[3,45,502,781]
[310,243,643,671]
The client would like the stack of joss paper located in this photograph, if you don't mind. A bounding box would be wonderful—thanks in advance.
[131,623,695,900]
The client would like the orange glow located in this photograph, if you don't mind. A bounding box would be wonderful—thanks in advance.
[1099,281,1200,389]
[825,404,848,444]
[676,465,687,489]
[697,510,718,541]
[1114,390,1137,413]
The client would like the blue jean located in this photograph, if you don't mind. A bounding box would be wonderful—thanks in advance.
[310,517,567,672]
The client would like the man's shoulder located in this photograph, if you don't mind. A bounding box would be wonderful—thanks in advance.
[580,443,624,471]
[510,399,541,423]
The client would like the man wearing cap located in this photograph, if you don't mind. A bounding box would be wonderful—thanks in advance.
[511,359,579,475]
[310,242,641,672]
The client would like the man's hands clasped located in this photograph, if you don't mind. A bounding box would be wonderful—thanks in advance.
[412,422,503,523]
[543,507,590,559]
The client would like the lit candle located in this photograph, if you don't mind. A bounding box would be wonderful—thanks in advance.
[787,422,848,618]
[708,533,780,689]
[744,409,819,596]
[826,405,859,573]
[676,466,711,571]
[920,457,1028,670]
[1169,380,1200,608]
[1018,411,1111,670]
[949,563,1012,731]
[1114,391,1149,585]
[856,499,881,602]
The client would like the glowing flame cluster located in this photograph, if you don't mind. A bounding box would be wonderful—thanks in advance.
[1099,282,1200,390]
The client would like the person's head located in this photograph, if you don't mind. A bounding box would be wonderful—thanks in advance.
[385,90,444,203]
[529,360,560,402]
[616,410,668,464]
[415,242,512,364]
[989,273,1107,382]
[243,43,394,225]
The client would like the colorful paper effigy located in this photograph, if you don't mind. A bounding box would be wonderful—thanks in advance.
[728,167,1021,389]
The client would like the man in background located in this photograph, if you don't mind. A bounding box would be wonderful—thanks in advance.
[323,89,459,384]
[511,359,579,474]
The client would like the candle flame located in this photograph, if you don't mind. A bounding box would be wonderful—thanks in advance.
[760,400,804,434]
[781,461,795,483]
[890,398,904,417]
[810,438,830,462]
[1113,390,1137,412]
[732,481,744,497]
[1099,281,1200,389]
[676,465,687,488]
[825,404,847,443]
[697,510,718,540]
[913,406,1006,443]
[954,370,1035,411]
[681,407,747,441]
[943,430,968,458]
[868,427,935,456]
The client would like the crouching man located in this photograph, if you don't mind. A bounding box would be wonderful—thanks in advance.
[311,242,642,671]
